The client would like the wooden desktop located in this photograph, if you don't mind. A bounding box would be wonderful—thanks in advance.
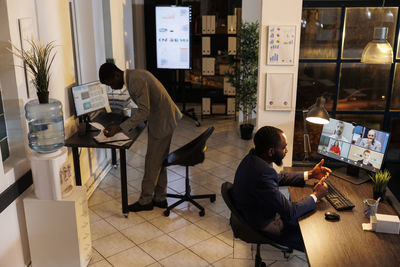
[286,167,400,266]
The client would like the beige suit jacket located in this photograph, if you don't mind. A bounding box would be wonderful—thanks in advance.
[120,69,182,139]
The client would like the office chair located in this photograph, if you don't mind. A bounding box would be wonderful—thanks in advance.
[163,126,216,216]
[221,182,292,267]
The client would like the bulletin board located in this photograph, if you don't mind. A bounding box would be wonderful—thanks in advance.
[265,73,293,110]
[267,25,296,65]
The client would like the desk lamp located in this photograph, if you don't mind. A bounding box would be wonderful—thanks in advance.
[303,96,330,160]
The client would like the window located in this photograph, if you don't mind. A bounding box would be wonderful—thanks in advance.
[0,90,9,162]
[294,5,400,161]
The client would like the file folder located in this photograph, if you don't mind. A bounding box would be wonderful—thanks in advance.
[227,98,235,115]
[202,15,207,34]
[228,37,236,55]
[202,37,211,55]
[210,15,216,34]
[202,97,211,115]
[228,15,237,34]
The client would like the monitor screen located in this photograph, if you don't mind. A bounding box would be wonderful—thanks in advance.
[155,5,191,69]
[317,118,390,172]
[72,81,110,117]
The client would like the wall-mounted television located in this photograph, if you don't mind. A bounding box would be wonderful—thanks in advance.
[155,5,192,70]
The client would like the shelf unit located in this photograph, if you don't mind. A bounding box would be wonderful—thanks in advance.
[24,186,91,267]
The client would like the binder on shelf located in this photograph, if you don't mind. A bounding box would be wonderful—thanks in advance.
[202,37,211,55]
[228,15,237,34]
[202,15,207,34]
[210,15,216,34]
[202,97,211,115]
[202,57,215,76]
[202,57,208,75]
[224,77,236,95]
[206,15,211,34]
[212,103,225,114]
[228,37,237,55]
[227,97,235,115]
[208,57,215,75]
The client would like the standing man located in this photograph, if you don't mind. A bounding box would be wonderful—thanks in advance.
[231,126,330,251]
[98,63,182,212]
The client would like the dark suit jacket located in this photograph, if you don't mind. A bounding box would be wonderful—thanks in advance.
[120,69,182,139]
[231,149,316,231]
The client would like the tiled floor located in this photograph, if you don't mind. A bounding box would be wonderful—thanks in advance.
[87,116,309,267]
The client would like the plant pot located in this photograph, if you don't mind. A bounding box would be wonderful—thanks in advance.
[373,189,386,201]
[240,123,254,140]
[37,91,49,104]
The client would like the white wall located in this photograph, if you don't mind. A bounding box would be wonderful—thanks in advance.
[242,0,261,23]
[256,0,303,168]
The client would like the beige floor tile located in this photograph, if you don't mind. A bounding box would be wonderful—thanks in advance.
[147,262,163,267]
[88,248,104,265]
[88,259,113,267]
[107,246,155,267]
[205,165,236,180]
[89,209,102,224]
[100,184,138,200]
[149,211,191,233]
[92,232,135,258]
[88,189,113,207]
[139,234,185,261]
[190,170,221,186]
[213,256,259,267]
[169,223,212,247]
[98,175,121,188]
[216,230,234,247]
[195,213,230,236]
[104,212,145,231]
[90,219,118,241]
[121,221,164,244]
[270,256,309,267]
[167,178,186,193]
[189,237,233,263]
[233,239,253,260]
[127,177,143,191]
[136,208,164,221]
[167,169,184,182]
[172,203,214,223]
[91,199,123,219]
[159,249,209,267]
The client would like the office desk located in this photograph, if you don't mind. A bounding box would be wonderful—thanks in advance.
[286,167,400,267]
[65,122,146,216]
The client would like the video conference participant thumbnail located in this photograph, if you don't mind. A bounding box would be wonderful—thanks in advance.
[351,126,390,153]
[347,145,384,170]
[321,119,354,143]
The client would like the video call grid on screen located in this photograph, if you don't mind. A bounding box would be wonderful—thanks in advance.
[317,118,390,172]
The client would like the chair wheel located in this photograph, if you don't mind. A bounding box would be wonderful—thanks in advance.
[261,262,266,267]
[123,213,129,218]
[210,195,216,202]
[163,210,170,216]
[199,210,205,216]
[195,121,201,127]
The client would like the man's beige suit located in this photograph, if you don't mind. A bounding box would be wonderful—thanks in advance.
[120,69,182,204]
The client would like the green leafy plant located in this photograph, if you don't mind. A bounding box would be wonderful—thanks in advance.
[9,40,56,93]
[370,169,391,193]
[225,21,259,124]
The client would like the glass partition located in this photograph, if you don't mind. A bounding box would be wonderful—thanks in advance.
[391,63,400,110]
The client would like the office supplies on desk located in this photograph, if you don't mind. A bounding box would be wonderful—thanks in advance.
[363,214,400,234]
[325,211,340,221]
[89,122,130,144]
[325,180,355,210]
[364,198,379,218]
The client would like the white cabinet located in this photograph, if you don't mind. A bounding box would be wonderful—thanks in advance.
[24,186,92,267]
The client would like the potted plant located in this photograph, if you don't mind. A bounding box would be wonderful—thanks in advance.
[225,21,259,140]
[9,39,64,154]
[9,40,56,103]
[370,169,391,200]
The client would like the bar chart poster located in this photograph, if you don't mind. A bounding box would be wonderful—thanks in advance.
[156,6,191,69]
[267,25,296,65]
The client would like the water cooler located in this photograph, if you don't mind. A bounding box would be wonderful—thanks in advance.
[29,147,73,200]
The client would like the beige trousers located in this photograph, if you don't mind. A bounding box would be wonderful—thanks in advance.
[138,131,173,204]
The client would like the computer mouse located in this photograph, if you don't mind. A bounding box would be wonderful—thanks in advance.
[325,211,340,221]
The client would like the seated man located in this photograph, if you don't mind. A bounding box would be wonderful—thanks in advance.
[231,126,330,251]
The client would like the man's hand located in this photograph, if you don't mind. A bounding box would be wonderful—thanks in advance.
[103,125,121,137]
[308,159,332,180]
[313,175,329,200]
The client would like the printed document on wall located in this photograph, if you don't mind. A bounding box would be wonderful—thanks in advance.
[265,73,293,110]
[267,25,296,65]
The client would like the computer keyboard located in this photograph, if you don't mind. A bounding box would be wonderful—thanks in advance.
[325,180,355,211]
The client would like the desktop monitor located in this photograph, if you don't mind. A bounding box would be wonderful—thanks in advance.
[317,118,390,184]
[71,81,110,117]
[155,5,192,69]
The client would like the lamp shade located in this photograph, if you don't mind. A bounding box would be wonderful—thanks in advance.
[306,97,330,124]
[361,27,393,64]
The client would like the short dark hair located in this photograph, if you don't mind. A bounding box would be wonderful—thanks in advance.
[254,126,283,155]
[98,63,121,83]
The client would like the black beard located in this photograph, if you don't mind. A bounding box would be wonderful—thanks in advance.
[273,153,283,166]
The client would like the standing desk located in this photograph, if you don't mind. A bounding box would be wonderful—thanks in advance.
[65,121,146,216]
[286,167,400,266]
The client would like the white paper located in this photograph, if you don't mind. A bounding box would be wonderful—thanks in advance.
[94,131,130,144]
[362,223,374,231]
[89,122,105,130]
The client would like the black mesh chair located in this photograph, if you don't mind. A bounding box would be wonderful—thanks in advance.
[163,126,216,216]
[221,182,292,267]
